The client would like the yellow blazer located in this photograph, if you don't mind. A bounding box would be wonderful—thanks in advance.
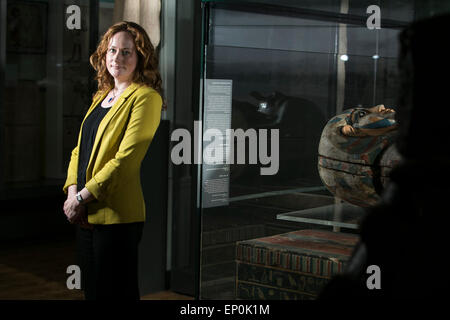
[63,82,162,224]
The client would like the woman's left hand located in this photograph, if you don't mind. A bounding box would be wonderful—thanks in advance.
[63,196,84,223]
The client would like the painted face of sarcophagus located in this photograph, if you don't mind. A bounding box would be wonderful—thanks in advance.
[318,105,401,207]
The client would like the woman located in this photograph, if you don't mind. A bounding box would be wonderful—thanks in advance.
[62,21,163,300]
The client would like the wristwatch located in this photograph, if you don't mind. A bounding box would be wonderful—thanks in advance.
[76,192,84,204]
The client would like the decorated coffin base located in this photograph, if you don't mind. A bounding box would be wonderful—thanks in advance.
[236,229,359,300]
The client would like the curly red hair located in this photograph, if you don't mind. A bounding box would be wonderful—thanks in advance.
[89,21,163,104]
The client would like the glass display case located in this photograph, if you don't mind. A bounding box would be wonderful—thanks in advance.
[197,0,414,299]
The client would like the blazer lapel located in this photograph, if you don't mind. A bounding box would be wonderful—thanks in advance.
[86,82,141,175]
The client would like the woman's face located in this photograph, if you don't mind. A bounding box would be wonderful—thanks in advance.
[106,31,138,83]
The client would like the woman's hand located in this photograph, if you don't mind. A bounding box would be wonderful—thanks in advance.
[63,195,83,223]
[63,185,94,229]
[73,205,94,230]
[63,197,93,230]
[67,184,77,199]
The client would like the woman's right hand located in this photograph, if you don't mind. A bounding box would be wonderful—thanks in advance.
[64,185,93,230]
[74,205,94,230]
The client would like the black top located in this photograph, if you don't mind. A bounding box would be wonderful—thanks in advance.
[77,102,111,191]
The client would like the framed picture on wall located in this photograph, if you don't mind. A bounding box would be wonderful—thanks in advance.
[7,0,48,54]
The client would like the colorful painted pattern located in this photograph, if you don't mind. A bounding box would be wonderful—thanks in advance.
[318,107,400,207]
[237,265,328,299]
[236,229,359,300]
[236,229,358,277]
[237,282,317,300]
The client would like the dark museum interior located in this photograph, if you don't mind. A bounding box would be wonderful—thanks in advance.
[0,0,449,305]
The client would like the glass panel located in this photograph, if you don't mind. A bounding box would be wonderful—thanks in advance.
[199,1,414,300]
[205,0,414,22]
[1,0,102,198]
[1,0,119,198]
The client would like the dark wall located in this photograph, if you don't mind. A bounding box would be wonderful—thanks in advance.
[139,120,170,295]
[0,193,75,243]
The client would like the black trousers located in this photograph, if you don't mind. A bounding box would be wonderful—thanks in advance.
[76,222,144,300]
